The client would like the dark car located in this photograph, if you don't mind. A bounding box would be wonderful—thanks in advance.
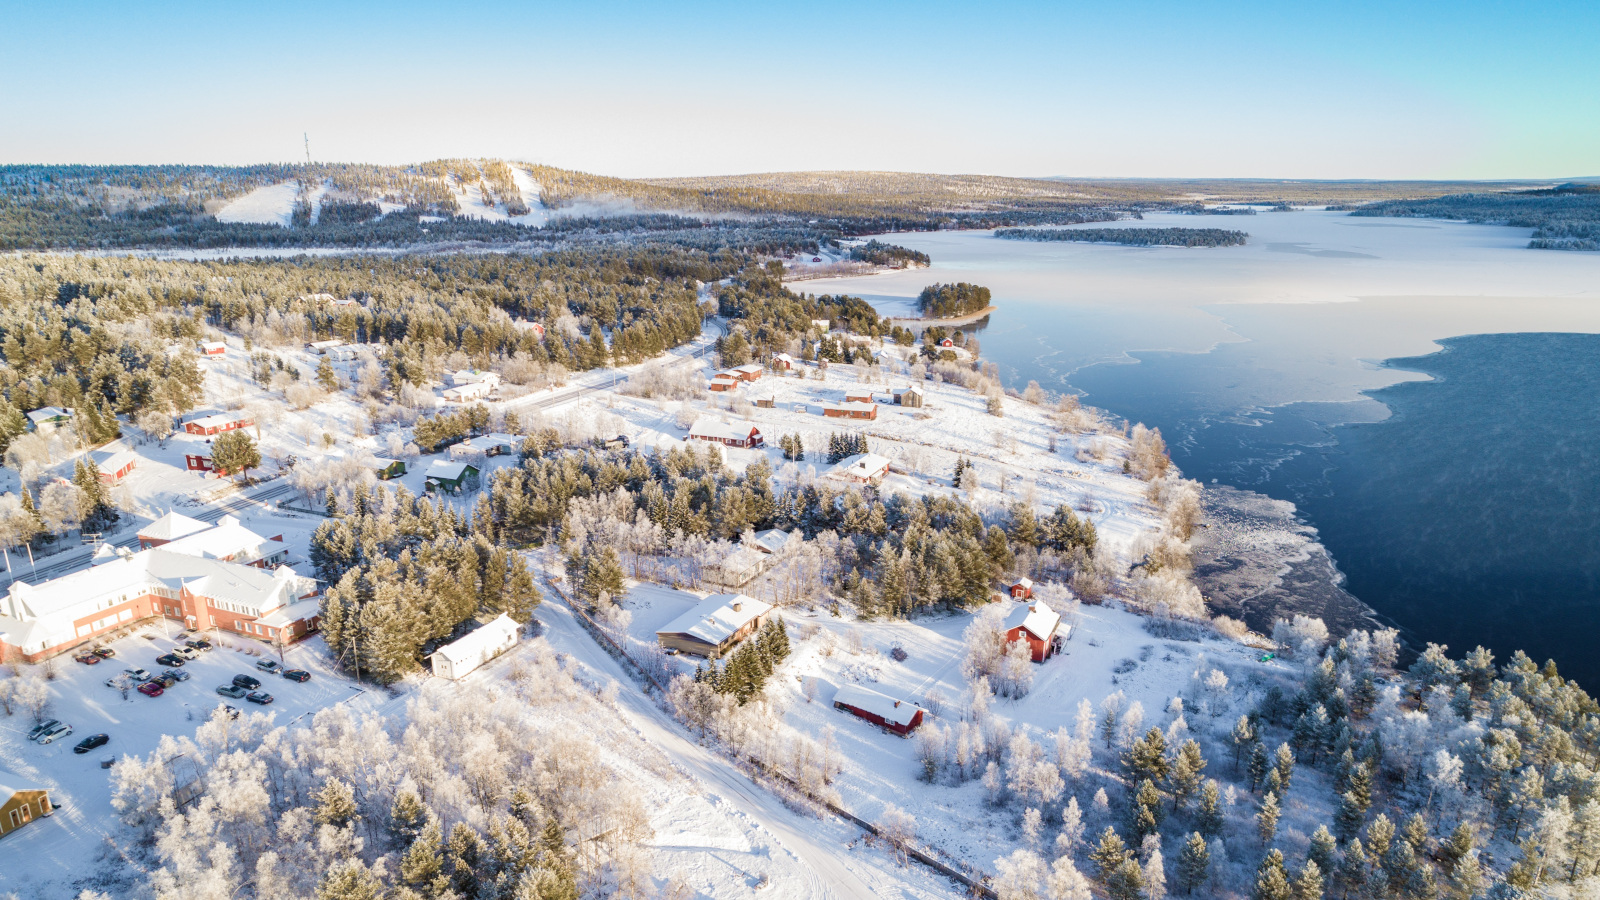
[137,682,164,698]
[163,668,191,682]
[185,639,213,651]
[216,684,248,699]
[152,674,178,689]
[246,691,274,705]
[74,653,101,665]
[232,674,261,690]
[281,669,311,683]
[92,647,116,659]
[155,654,185,668]
[73,734,110,754]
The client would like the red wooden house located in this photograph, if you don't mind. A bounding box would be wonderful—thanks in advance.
[1009,576,1034,599]
[833,683,924,736]
[185,413,253,436]
[1003,598,1063,663]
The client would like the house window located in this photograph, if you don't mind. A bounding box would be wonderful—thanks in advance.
[209,616,216,626]
[267,628,276,638]
[234,620,242,631]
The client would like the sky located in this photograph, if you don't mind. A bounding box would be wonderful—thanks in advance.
[3,0,1596,180]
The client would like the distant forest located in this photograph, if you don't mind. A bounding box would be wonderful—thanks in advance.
[917,282,993,318]
[1351,185,1600,251]
[996,227,1249,248]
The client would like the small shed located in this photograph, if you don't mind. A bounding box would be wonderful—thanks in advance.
[771,353,796,371]
[0,772,52,837]
[373,457,407,480]
[655,592,772,657]
[1009,576,1034,600]
[833,684,924,736]
[844,389,876,404]
[199,341,228,357]
[707,374,740,393]
[94,449,138,485]
[1004,598,1063,662]
[893,386,924,408]
[424,460,481,494]
[429,614,520,679]
[754,395,776,409]
[939,338,955,348]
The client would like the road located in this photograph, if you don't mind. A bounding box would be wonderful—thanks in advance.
[0,481,297,589]
[536,591,913,900]
[498,316,728,415]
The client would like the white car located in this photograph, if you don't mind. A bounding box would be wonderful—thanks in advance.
[172,646,200,660]
[35,722,73,744]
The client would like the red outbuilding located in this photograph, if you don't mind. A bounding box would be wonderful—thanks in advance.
[833,683,924,736]
[184,413,253,436]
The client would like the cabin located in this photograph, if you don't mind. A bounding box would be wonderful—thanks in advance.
[373,457,407,480]
[893,386,925,408]
[751,529,798,556]
[25,407,73,433]
[687,417,763,449]
[753,394,776,409]
[707,374,740,392]
[704,547,769,588]
[307,339,345,354]
[0,773,53,838]
[827,453,891,485]
[1009,577,1034,600]
[771,353,797,371]
[199,341,227,357]
[655,592,772,658]
[184,413,252,436]
[822,402,877,421]
[732,364,764,382]
[844,389,876,404]
[186,453,221,476]
[939,338,955,348]
[424,460,480,494]
[327,345,360,362]
[603,435,630,451]
[1004,598,1064,662]
[833,683,924,736]
[428,614,520,680]
[93,449,138,485]
[441,381,495,403]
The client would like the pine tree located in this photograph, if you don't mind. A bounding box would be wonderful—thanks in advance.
[1307,825,1337,879]
[1126,727,1171,784]
[1274,743,1296,794]
[316,355,340,390]
[314,777,359,827]
[1253,849,1292,900]
[400,817,446,888]
[1292,860,1324,900]
[1337,840,1369,898]
[210,428,261,479]
[1176,832,1210,895]
[1248,741,1271,792]
[1197,780,1224,839]
[390,788,429,843]
[317,860,384,900]
[1257,792,1281,846]
[1231,715,1256,770]
[1171,740,1206,811]
[1106,858,1144,900]
[1091,827,1131,882]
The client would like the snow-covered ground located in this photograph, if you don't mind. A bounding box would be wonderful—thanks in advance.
[213,182,301,227]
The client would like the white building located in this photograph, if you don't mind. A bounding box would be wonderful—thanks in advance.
[827,452,892,485]
[450,369,502,388]
[441,381,495,403]
[308,339,345,354]
[429,614,520,679]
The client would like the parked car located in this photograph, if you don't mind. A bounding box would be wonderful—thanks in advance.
[281,669,311,683]
[232,674,261,690]
[92,647,116,659]
[74,653,102,665]
[137,682,164,698]
[163,668,191,682]
[246,691,274,705]
[185,639,213,651]
[172,647,200,660]
[35,722,73,744]
[216,684,248,699]
[151,674,178,689]
[156,654,185,668]
[256,659,283,675]
[73,734,110,754]
[219,705,241,719]
[124,667,152,682]
[27,719,61,741]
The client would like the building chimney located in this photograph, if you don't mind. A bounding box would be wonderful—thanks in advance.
[893,700,901,707]
[731,601,742,612]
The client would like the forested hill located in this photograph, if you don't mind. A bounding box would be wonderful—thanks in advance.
[996,227,1249,248]
[1350,184,1600,250]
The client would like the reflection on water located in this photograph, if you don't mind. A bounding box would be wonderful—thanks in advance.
[809,213,1600,684]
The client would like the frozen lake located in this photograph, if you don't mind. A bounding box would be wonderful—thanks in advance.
[813,212,1600,684]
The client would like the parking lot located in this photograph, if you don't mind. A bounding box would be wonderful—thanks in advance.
[0,625,375,898]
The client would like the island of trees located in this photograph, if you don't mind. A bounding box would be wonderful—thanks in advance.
[917,282,993,318]
[996,227,1249,248]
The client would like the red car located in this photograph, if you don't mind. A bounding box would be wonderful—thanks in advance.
[74,653,102,665]
[137,682,164,698]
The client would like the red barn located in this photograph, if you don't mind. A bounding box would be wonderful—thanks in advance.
[1009,576,1034,599]
[939,338,955,348]
[833,683,924,736]
[185,413,253,436]
[94,450,138,485]
[823,402,877,420]
[1004,599,1064,663]
[687,417,764,449]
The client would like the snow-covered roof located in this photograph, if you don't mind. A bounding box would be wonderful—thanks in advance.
[93,448,139,473]
[893,385,923,396]
[1005,598,1061,641]
[158,515,281,565]
[844,389,875,400]
[826,401,877,414]
[656,593,772,646]
[1012,576,1035,590]
[188,412,250,429]
[688,417,759,443]
[751,529,796,555]
[257,596,322,628]
[26,406,73,425]
[431,614,519,665]
[450,369,500,385]
[828,453,891,481]
[733,364,764,375]
[0,769,44,801]
[459,433,519,452]
[200,340,227,351]
[773,353,796,364]
[833,683,922,727]
[425,460,476,481]
[308,339,344,350]
[139,511,209,542]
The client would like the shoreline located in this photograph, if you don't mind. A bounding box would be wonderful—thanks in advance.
[887,305,999,328]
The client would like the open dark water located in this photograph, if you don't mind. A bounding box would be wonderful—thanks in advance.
[1073,333,1600,686]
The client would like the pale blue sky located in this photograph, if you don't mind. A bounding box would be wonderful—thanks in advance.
[3,0,1595,178]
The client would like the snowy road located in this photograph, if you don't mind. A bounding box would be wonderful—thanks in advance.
[536,592,944,900]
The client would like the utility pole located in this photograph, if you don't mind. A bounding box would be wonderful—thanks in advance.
[304,133,311,165]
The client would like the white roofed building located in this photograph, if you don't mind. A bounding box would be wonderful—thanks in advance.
[450,369,502,387]
[655,593,772,658]
[827,453,892,485]
[1003,597,1065,662]
[138,511,210,548]
[687,417,763,449]
[833,683,925,736]
[429,614,520,680]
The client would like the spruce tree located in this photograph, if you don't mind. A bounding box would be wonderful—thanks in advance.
[1253,849,1292,900]
[1307,825,1337,879]
[1090,827,1131,882]
[1292,860,1323,900]
[1197,780,1224,839]
[1176,832,1210,895]
[1248,741,1271,792]
[1258,792,1281,846]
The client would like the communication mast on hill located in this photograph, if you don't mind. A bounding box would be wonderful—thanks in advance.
[304,133,311,165]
